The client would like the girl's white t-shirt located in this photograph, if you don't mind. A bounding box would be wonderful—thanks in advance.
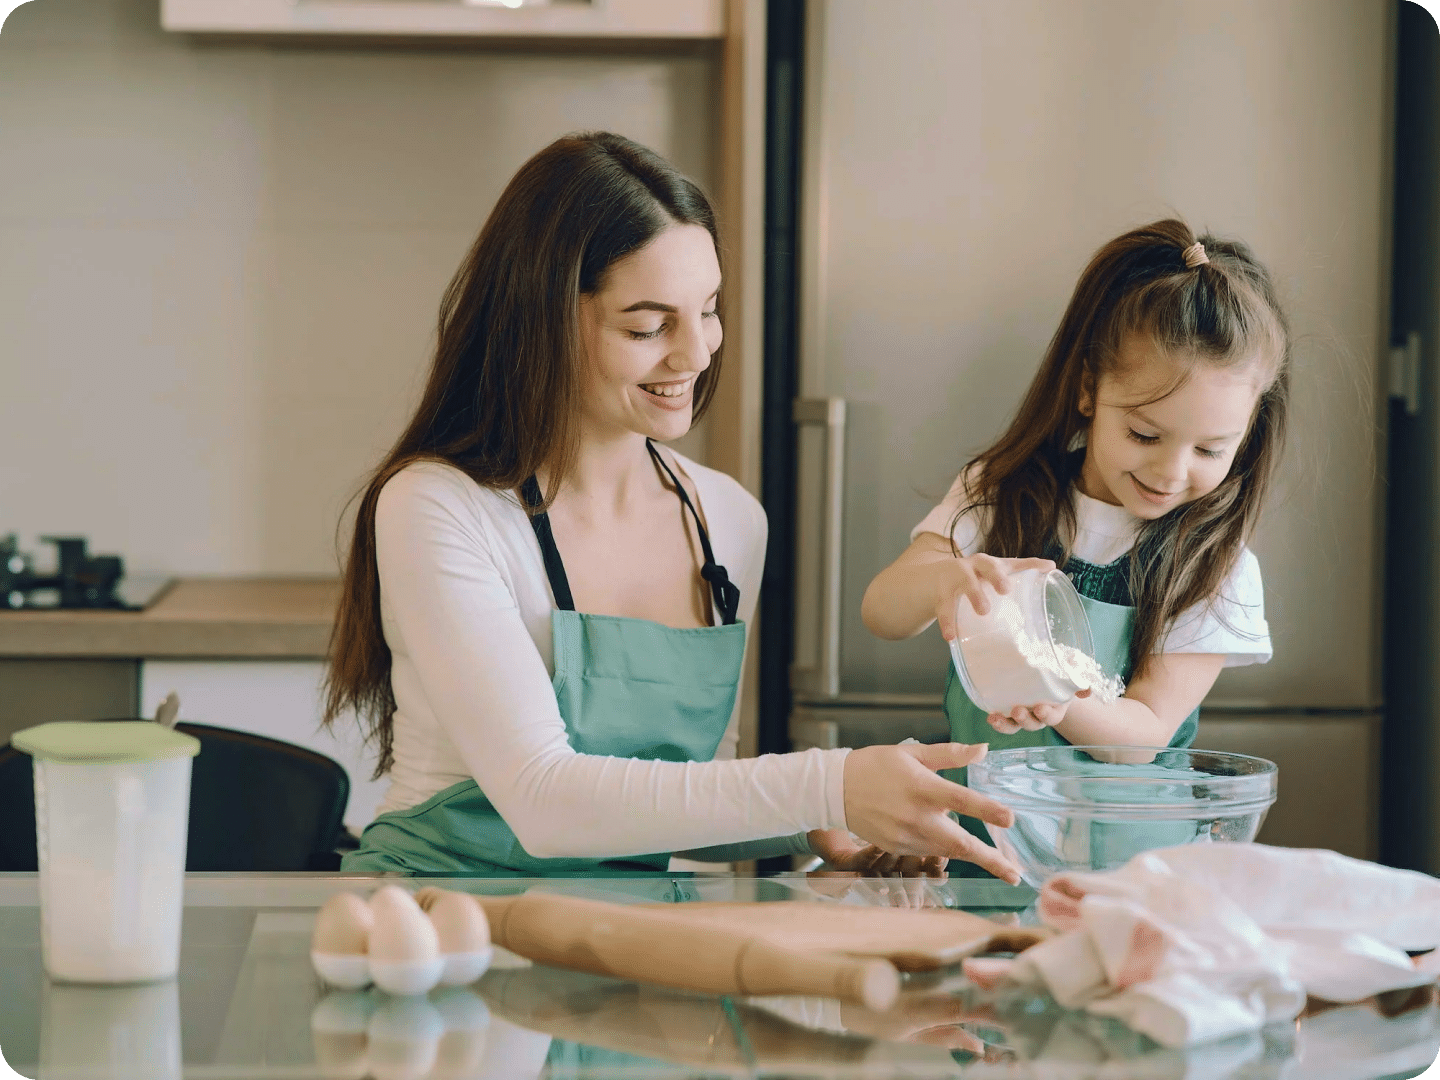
[912,472,1272,666]
[369,453,849,861]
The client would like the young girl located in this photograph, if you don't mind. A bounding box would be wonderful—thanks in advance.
[827,219,1288,874]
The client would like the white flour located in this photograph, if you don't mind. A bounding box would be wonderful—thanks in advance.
[956,590,1124,714]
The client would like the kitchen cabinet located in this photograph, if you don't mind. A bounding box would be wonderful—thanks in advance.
[0,659,138,746]
[160,0,724,41]
[0,579,387,832]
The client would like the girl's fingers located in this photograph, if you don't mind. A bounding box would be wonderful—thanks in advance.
[937,600,958,642]
[1031,703,1062,726]
[972,558,1011,595]
[1006,706,1040,732]
[962,578,990,617]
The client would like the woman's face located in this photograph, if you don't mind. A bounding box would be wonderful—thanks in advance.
[578,223,723,444]
[1078,332,1262,520]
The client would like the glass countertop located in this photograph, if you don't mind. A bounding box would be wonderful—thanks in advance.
[0,872,1436,1079]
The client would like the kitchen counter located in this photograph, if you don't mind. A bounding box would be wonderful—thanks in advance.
[0,577,338,659]
[0,872,1435,1079]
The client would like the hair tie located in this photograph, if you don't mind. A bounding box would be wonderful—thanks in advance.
[1182,242,1209,269]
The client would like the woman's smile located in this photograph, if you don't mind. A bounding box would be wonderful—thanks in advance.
[637,376,696,409]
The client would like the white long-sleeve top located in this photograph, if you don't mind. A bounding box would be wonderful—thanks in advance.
[371,454,851,860]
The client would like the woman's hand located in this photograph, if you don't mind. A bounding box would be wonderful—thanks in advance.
[934,554,1055,643]
[841,742,1022,884]
[806,827,948,878]
[986,689,1091,734]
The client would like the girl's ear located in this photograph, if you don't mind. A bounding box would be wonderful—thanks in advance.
[1078,370,1096,418]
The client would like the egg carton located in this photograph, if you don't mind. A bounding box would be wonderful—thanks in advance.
[311,885,494,997]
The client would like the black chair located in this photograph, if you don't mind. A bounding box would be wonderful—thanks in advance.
[0,722,350,872]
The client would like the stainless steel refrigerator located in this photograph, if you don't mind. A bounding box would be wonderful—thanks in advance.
[773,0,1409,866]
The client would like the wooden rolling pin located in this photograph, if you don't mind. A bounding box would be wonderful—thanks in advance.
[465,891,902,1012]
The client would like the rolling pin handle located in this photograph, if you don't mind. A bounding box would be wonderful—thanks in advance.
[735,941,901,1012]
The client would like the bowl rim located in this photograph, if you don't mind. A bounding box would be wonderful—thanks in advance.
[968,744,1278,818]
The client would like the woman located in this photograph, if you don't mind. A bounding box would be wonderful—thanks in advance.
[325,131,1020,880]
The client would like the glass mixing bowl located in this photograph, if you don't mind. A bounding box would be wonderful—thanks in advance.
[967,746,1278,885]
[949,568,1099,715]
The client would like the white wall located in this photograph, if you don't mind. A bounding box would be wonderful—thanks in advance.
[0,0,717,575]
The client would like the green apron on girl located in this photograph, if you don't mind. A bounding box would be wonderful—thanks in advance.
[944,547,1199,877]
[344,444,750,875]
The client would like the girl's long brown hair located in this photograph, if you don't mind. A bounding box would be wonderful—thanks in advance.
[955,219,1289,679]
[324,132,724,775]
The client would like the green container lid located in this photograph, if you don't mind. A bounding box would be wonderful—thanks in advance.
[12,721,200,765]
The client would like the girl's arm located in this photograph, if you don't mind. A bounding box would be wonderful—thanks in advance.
[862,532,1053,641]
[994,652,1226,746]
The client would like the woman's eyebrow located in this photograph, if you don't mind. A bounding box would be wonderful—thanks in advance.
[618,287,720,315]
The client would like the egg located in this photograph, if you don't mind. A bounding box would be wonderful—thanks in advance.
[311,892,375,990]
[369,886,444,996]
[418,889,493,986]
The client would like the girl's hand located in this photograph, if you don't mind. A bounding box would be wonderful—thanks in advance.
[987,689,1091,734]
[841,741,1023,884]
[935,555,1056,642]
[806,828,948,878]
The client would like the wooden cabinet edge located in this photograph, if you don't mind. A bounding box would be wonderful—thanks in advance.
[160,0,725,40]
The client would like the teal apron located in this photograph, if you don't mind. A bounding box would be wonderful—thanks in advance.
[944,548,1199,877]
[343,442,748,875]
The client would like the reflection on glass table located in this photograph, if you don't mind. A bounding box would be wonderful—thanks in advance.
[0,872,1435,1079]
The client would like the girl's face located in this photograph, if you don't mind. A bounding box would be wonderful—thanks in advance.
[1078,332,1262,520]
[577,222,723,444]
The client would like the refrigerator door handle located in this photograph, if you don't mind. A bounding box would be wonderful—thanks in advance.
[792,397,847,701]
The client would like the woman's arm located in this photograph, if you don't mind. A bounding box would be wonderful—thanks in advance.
[861,532,1053,641]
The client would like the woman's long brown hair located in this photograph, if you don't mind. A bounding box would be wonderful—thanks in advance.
[324,132,724,775]
[954,219,1290,679]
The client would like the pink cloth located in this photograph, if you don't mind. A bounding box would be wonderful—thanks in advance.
[963,844,1440,1048]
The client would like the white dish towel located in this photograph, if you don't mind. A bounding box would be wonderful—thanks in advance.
[964,844,1440,1048]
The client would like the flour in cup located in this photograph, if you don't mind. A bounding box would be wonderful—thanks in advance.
[957,590,1124,712]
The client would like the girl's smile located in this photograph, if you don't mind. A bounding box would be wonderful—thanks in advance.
[1079,332,1262,519]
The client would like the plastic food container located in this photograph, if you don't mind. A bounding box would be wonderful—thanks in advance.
[967,745,1278,885]
[12,721,200,983]
[949,567,1101,714]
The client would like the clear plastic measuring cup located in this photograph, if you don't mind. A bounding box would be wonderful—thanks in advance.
[949,566,1100,715]
[12,721,200,983]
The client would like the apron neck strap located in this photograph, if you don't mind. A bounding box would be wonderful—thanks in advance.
[520,476,576,611]
[519,445,741,626]
[645,440,740,626]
